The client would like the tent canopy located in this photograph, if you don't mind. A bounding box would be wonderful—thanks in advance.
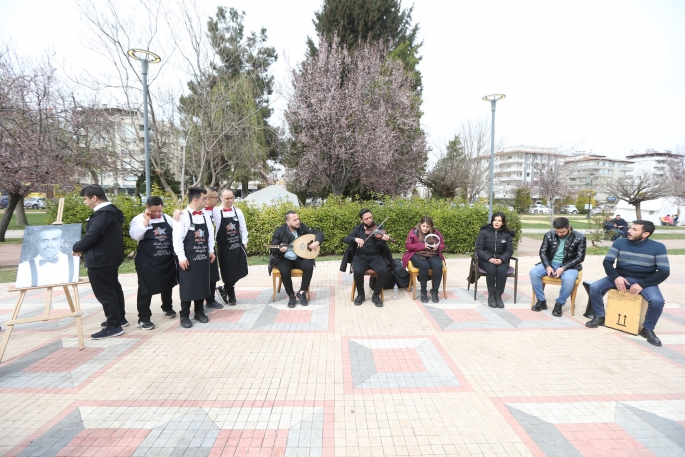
[614,197,685,225]
[243,185,300,207]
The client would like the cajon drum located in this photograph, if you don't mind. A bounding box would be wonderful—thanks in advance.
[604,290,648,335]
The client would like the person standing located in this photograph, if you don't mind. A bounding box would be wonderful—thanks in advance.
[129,196,178,330]
[586,220,670,346]
[72,185,126,339]
[475,212,514,308]
[172,187,216,328]
[268,211,323,308]
[203,186,223,310]
[214,189,248,305]
[402,216,446,304]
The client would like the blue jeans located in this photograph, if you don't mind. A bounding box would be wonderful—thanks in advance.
[589,276,664,331]
[529,263,579,306]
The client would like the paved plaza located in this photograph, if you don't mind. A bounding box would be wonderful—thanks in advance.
[1,254,684,456]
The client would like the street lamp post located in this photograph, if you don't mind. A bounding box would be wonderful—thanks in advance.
[127,49,161,200]
[586,172,595,219]
[482,94,506,222]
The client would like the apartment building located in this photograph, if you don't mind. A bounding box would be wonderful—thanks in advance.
[626,150,679,176]
[564,154,634,201]
[491,146,565,199]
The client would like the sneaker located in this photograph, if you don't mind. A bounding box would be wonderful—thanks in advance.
[101,319,129,328]
[137,321,155,330]
[531,300,547,312]
[287,295,297,308]
[372,293,383,307]
[354,294,365,306]
[552,303,563,317]
[194,312,209,323]
[420,290,429,303]
[206,301,224,309]
[180,316,193,328]
[296,291,309,306]
[91,326,124,339]
[228,294,237,305]
[163,310,177,319]
[430,289,439,304]
[217,286,229,305]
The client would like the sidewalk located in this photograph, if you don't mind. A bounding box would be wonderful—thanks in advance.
[1,256,684,456]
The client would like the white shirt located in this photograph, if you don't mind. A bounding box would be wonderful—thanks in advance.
[129,213,175,242]
[93,201,112,212]
[211,206,248,245]
[172,206,215,262]
[16,252,79,288]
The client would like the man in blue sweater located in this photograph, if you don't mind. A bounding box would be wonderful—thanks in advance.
[586,220,670,346]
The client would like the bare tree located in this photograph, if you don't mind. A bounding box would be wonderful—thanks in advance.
[667,147,685,204]
[606,173,671,219]
[532,155,574,227]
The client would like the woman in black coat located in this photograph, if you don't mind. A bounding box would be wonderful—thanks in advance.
[475,212,514,308]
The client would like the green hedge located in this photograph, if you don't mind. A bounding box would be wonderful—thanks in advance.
[46,191,521,257]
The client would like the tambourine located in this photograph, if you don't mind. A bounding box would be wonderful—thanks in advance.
[424,234,440,249]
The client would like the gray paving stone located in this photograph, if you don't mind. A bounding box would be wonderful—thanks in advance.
[616,403,685,456]
[348,340,377,387]
[16,408,83,457]
[506,405,582,457]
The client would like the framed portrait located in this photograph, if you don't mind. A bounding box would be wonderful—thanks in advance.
[15,224,82,289]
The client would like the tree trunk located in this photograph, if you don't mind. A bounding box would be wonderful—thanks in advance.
[634,202,642,219]
[241,179,249,199]
[16,200,29,226]
[0,194,21,242]
[548,195,555,228]
[88,168,100,184]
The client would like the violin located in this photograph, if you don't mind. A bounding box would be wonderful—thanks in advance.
[364,225,397,243]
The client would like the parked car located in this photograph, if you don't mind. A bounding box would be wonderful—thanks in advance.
[24,197,47,209]
[560,205,579,214]
[529,204,550,214]
[590,204,615,215]
[0,196,8,209]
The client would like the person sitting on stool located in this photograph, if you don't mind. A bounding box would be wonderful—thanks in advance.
[475,212,514,309]
[586,220,670,347]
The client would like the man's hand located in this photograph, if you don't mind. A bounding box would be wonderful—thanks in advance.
[243,244,247,250]
[381,234,390,241]
[309,241,320,250]
[72,251,82,257]
[546,266,555,277]
[553,267,565,277]
[179,259,189,270]
[355,238,365,248]
[629,283,643,296]
[142,211,151,227]
[209,253,216,263]
[279,245,288,253]
[614,276,630,292]
[173,209,181,221]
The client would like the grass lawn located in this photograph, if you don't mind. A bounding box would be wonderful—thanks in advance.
[0,211,48,230]
[0,238,24,244]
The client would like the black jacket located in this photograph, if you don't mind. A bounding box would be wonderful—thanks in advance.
[475,224,514,263]
[339,223,395,273]
[268,222,324,275]
[538,228,586,271]
[73,203,125,268]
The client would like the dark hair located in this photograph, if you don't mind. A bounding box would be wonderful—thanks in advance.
[553,217,570,229]
[285,210,297,222]
[146,196,163,207]
[206,186,218,193]
[491,212,510,232]
[188,187,206,202]
[359,208,371,219]
[419,216,434,232]
[80,185,107,201]
[633,220,655,237]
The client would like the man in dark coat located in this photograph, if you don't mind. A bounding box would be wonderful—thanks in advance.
[72,185,126,339]
[269,211,324,308]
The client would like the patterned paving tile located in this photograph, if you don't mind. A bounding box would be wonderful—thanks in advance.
[341,336,472,394]
[7,401,334,457]
[621,333,685,369]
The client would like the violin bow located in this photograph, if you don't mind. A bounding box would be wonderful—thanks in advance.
[363,216,390,242]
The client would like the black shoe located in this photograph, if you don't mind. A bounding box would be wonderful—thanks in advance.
[372,293,383,307]
[430,289,439,304]
[639,328,662,347]
[552,303,563,317]
[101,319,129,327]
[194,312,209,323]
[163,310,177,319]
[206,301,224,309]
[495,291,505,309]
[287,295,297,308]
[420,290,429,303]
[585,316,605,328]
[217,286,229,305]
[296,291,309,306]
[582,309,595,319]
[180,316,192,328]
[531,300,547,312]
[354,294,365,306]
[137,321,155,330]
[91,326,124,339]
[228,294,237,305]
[487,289,497,308]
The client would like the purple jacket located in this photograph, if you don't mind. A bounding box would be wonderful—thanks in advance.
[402,227,446,268]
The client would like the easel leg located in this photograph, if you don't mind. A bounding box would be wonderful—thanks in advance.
[68,285,85,350]
[0,290,27,363]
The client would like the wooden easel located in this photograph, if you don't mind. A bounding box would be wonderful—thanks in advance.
[0,198,87,363]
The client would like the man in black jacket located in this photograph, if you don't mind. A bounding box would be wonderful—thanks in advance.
[530,217,586,317]
[269,211,324,308]
[72,185,126,339]
[343,208,392,307]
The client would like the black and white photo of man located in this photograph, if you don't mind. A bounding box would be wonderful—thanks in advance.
[16,224,81,288]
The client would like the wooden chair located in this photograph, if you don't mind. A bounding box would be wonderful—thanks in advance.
[467,253,518,303]
[530,269,583,315]
[272,267,311,302]
[350,268,385,302]
[407,260,448,299]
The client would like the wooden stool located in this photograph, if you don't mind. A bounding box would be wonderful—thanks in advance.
[272,267,311,302]
[530,270,583,315]
[350,269,384,302]
[407,260,447,299]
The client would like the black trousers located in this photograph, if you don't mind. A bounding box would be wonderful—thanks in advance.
[410,254,443,291]
[180,299,204,318]
[88,265,126,328]
[353,255,389,296]
[206,281,217,304]
[137,288,173,322]
[276,257,314,296]
[478,259,509,292]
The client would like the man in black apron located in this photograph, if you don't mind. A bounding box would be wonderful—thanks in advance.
[214,189,248,305]
[203,186,224,310]
[172,187,216,328]
[129,196,177,330]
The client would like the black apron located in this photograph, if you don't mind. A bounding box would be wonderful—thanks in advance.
[217,209,248,284]
[178,211,211,301]
[135,215,177,296]
[206,208,221,284]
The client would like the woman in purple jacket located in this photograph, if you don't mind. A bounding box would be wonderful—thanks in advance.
[402,216,446,303]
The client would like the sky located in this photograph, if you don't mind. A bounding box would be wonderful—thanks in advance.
[1,0,684,161]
